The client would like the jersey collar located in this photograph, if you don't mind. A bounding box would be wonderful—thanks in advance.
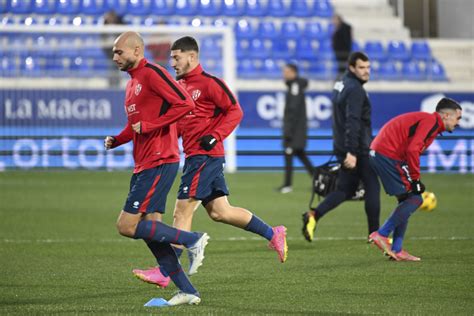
[127,58,147,77]
[434,112,446,134]
[182,64,203,79]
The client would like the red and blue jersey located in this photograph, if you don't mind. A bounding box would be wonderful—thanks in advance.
[370,111,445,181]
[176,64,243,158]
[112,58,195,173]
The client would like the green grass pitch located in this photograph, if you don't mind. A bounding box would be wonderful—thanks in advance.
[0,171,473,315]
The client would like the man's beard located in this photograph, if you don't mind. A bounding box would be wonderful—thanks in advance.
[120,59,135,72]
[175,62,191,80]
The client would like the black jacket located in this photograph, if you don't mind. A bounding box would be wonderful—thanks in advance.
[283,77,308,150]
[332,22,352,61]
[332,71,373,158]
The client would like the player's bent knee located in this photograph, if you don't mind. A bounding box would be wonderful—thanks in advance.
[116,215,137,238]
[208,209,225,222]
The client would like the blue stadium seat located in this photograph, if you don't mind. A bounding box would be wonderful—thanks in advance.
[238,59,260,79]
[127,0,150,16]
[304,22,327,41]
[427,60,448,81]
[258,21,279,39]
[271,39,292,59]
[200,37,221,58]
[402,61,425,81]
[291,0,313,17]
[248,39,270,59]
[21,56,41,77]
[236,39,249,59]
[32,0,55,14]
[245,0,267,17]
[174,0,196,16]
[21,15,38,26]
[387,40,410,61]
[411,41,432,61]
[56,0,81,15]
[261,59,281,79]
[211,18,227,28]
[197,0,221,16]
[235,19,255,39]
[379,61,400,81]
[314,0,333,18]
[8,0,32,14]
[0,56,17,77]
[70,57,91,77]
[295,39,317,60]
[102,0,128,16]
[81,0,106,15]
[222,0,243,16]
[317,40,334,60]
[267,0,289,17]
[0,0,7,13]
[308,62,337,80]
[150,0,174,15]
[351,41,360,52]
[280,21,301,39]
[364,41,386,61]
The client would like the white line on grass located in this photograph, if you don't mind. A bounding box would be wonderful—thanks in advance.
[1,236,473,244]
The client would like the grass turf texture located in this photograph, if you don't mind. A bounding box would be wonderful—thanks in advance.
[0,171,473,315]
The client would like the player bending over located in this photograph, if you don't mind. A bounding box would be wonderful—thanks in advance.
[105,31,209,305]
[368,98,462,261]
[132,36,288,287]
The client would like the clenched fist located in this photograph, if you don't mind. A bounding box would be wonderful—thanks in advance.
[104,136,116,150]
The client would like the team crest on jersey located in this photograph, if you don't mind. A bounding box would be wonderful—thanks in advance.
[135,83,142,96]
[191,89,201,100]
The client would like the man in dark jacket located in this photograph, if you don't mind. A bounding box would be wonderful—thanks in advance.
[277,64,314,194]
[332,14,352,75]
[302,52,380,241]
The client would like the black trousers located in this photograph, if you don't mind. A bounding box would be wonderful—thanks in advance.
[314,155,381,234]
[283,148,314,186]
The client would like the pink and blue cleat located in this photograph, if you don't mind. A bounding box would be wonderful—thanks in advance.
[368,231,399,261]
[132,267,170,288]
[393,250,421,262]
[268,225,288,263]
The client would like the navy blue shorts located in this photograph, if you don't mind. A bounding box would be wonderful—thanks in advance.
[123,163,179,214]
[177,155,229,205]
[369,150,411,196]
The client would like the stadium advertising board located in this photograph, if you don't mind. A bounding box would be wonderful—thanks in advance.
[0,90,473,172]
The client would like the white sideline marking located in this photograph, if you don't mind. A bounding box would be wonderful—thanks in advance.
[1,236,472,244]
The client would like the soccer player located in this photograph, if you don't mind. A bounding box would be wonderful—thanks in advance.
[105,31,209,306]
[301,52,380,242]
[132,36,288,287]
[368,98,462,261]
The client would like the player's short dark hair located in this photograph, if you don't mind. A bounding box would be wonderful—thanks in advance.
[171,36,199,53]
[285,63,298,74]
[348,51,369,67]
[436,97,462,112]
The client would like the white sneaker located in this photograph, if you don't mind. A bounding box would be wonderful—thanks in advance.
[167,291,201,306]
[278,186,292,194]
[187,233,210,275]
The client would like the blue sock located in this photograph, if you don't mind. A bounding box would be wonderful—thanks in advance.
[244,215,274,241]
[379,194,422,237]
[391,220,408,253]
[151,242,198,296]
[173,246,184,258]
[134,220,199,247]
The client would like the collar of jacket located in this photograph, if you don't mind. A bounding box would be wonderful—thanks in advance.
[347,70,367,85]
[127,58,148,77]
[182,64,203,80]
[434,111,447,134]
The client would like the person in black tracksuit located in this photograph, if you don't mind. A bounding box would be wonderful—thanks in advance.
[277,64,314,194]
[302,52,380,241]
[332,14,352,76]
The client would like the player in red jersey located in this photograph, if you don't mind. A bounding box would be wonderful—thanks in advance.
[132,36,288,286]
[368,98,462,261]
[104,32,209,306]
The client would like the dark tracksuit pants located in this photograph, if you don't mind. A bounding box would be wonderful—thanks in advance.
[283,149,314,186]
[313,155,381,234]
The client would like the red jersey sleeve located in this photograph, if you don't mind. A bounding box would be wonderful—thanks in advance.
[207,77,243,141]
[140,65,195,134]
[406,116,438,180]
[112,121,133,148]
